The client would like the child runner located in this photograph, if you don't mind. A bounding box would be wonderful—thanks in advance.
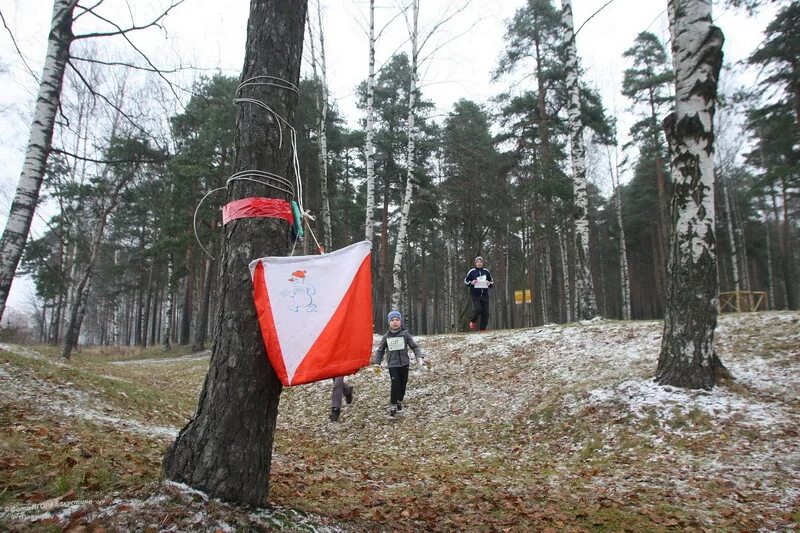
[372,310,424,417]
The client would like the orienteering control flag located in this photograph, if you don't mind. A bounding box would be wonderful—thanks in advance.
[249,241,373,386]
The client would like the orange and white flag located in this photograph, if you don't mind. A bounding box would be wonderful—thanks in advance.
[249,241,373,386]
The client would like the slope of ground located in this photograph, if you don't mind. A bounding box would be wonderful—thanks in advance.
[0,311,798,531]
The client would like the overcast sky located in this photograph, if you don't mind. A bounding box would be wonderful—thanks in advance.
[0,0,778,313]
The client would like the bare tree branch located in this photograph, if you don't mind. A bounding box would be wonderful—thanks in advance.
[417,0,474,54]
[73,0,184,40]
[51,147,166,165]
[575,0,616,37]
[377,3,408,40]
[419,15,482,66]
[71,55,191,74]
[344,0,369,35]
[0,9,40,83]
[72,1,187,106]
[66,59,159,144]
[72,0,105,22]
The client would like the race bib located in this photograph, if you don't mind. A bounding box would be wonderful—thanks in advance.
[474,275,489,289]
[386,336,406,351]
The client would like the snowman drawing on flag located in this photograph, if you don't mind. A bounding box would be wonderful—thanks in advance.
[282,269,317,312]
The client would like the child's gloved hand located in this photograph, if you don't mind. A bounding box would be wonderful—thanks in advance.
[417,358,426,368]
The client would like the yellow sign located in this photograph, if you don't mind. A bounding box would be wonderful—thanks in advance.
[514,289,532,304]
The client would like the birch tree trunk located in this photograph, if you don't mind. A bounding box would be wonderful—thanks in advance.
[163,0,307,505]
[558,226,572,323]
[364,0,377,242]
[607,145,631,320]
[390,0,419,311]
[722,177,740,292]
[111,250,120,346]
[317,0,331,251]
[610,157,632,321]
[765,214,775,310]
[732,196,751,294]
[561,0,598,320]
[163,253,175,352]
[656,0,724,390]
[307,3,332,251]
[62,164,133,359]
[0,0,77,322]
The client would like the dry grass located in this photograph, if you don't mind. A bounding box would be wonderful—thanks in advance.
[0,311,798,531]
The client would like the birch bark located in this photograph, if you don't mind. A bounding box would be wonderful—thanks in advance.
[307,3,332,251]
[0,0,78,322]
[656,0,724,389]
[364,0,377,242]
[163,253,174,352]
[390,0,419,311]
[610,151,631,320]
[561,0,598,320]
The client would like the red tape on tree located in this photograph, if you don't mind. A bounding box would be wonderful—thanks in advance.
[222,197,294,225]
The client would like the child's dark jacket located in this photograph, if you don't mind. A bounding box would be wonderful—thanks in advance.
[372,329,422,367]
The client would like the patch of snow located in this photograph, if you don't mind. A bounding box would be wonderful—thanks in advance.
[0,343,67,366]
[0,359,178,440]
[110,351,211,366]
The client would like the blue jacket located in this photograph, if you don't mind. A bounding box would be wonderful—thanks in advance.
[464,267,493,297]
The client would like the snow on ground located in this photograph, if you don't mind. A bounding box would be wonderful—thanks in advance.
[0,343,68,366]
[0,481,340,532]
[110,351,211,366]
[1,311,797,530]
[0,348,178,440]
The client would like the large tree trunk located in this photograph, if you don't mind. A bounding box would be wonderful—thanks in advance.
[364,0,377,242]
[656,0,724,390]
[390,0,419,311]
[0,0,77,322]
[561,0,599,320]
[163,0,307,506]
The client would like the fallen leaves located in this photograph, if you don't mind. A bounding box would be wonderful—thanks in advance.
[1,312,799,531]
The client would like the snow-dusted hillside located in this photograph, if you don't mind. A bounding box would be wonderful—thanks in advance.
[1,311,798,531]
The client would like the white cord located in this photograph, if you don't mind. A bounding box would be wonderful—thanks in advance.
[191,75,309,260]
[194,186,227,259]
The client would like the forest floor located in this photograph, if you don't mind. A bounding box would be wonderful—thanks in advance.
[0,311,798,532]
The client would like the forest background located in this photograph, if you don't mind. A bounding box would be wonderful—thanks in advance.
[0,0,795,349]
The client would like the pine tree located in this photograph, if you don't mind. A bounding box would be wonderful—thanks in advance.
[622,31,674,306]
[745,2,800,309]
